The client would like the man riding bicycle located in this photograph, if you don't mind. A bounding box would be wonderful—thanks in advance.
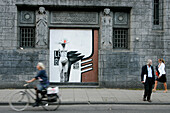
[27,62,49,107]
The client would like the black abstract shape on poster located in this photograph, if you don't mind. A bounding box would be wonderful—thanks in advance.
[66,51,84,82]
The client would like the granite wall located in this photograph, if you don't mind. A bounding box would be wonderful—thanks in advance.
[0,0,169,89]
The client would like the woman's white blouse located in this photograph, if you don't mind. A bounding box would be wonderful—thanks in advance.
[158,63,166,76]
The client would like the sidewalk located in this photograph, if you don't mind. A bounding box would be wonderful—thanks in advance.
[0,88,170,105]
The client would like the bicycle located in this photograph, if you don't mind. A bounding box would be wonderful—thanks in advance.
[9,83,61,111]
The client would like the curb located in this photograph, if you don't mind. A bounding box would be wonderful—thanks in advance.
[59,102,170,105]
[2,102,170,106]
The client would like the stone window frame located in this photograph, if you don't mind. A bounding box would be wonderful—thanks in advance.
[152,0,163,30]
[18,10,36,48]
[113,12,130,50]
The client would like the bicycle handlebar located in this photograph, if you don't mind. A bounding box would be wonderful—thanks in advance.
[23,84,28,87]
[23,81,29,87]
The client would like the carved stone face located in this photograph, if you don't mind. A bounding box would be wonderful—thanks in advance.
[39,7,45,14]
[104,8,110,15]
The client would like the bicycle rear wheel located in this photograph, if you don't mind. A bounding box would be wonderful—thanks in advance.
[9,91,29,111]
[41,94,61,111]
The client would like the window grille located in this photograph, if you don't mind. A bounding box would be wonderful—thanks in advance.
[113,29,128,49]
[20,27,35,48]
[154,0,159,25]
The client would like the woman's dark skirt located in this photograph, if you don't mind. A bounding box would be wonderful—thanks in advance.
[156,74,167,83]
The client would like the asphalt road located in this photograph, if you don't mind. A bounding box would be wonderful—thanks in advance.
[2,105,170,113]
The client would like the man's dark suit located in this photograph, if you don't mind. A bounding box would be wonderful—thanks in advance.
[141,65,155,101]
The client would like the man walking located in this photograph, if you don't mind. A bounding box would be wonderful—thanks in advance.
[141,59,155,102]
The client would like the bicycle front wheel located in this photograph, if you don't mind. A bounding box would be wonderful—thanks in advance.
[41,95,61,111]
[9,91,30,111]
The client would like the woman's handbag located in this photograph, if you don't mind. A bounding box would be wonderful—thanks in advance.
[156,71,159,77]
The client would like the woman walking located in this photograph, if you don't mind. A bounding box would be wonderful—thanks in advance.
[153,58,167,93]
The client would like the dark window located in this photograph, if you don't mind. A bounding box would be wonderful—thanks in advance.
[113,29,128,49]
[20,27,35,48]
[19,10,35,48]
[154,0,159,25]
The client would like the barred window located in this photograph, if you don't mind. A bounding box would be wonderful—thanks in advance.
[20,27,35,48]
[153,0,159,25]
[113,29,128,49]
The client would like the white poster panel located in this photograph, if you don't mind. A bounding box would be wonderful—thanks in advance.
[49,29,92,82]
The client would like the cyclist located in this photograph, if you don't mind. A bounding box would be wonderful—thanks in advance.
[27,62,49,107]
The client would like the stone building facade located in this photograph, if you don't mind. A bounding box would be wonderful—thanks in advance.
[0,0,170,88]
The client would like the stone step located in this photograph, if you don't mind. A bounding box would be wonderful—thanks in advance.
[50,82,99,88]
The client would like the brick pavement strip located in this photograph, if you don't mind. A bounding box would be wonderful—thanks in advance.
[0,88,170,104]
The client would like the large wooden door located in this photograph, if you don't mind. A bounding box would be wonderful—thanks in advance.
[81,30,98,82]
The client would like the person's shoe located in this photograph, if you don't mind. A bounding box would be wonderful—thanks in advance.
[152,89,156,92]
[147,100,152,102]
[32,102,39,107]
[143,98,146,101]
[163,90,167,93]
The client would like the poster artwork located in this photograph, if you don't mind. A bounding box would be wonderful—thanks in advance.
[54,50,60,66]
[50,29,93,83]
[73,62,79,69]
[58,40,84,82]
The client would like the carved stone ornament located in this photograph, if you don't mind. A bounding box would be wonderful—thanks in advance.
[20,11,34,24]
[114,12,128,25]
[100,8,113,49]
[104,8,110,16]
[36,7,48,47]
[50,11,98,25]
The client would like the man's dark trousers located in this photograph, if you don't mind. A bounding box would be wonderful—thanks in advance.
[144,78,153,100]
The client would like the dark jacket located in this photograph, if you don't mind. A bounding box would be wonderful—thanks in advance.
[141,65,155,84]
[35,70,49,85]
